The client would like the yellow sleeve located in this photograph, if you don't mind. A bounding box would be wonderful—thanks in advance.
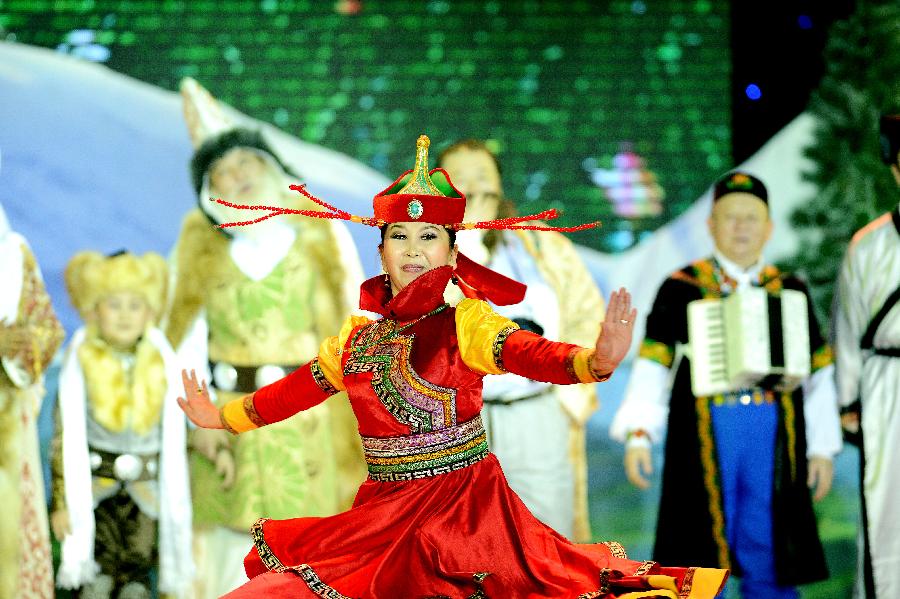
[315,314,372,392]
[220,395,265,434]
[455,298,520,375]
[315,336,345,392]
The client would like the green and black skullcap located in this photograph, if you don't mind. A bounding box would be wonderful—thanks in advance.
[713,171,768,205]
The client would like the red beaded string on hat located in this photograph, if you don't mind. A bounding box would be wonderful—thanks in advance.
[454,210,601,233]
[210,184,601,233]
[211,184,384,228]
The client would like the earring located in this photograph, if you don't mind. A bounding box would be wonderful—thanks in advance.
[383,273,391,290]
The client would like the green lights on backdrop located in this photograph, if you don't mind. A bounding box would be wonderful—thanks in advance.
[3,0,731,252]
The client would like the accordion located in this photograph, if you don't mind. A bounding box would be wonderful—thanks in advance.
[686,287,811,397]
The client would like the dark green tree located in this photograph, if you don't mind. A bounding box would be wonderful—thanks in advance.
[785,1,900,331]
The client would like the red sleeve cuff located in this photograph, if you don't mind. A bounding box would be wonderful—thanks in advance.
[251,361,333,425]
[500,330,607,384]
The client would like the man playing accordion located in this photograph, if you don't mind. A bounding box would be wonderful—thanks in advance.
[610,171,842,599]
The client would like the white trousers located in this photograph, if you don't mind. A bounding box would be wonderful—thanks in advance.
[482,392,575,539]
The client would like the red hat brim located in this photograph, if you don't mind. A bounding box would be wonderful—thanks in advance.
[372,167,466,225]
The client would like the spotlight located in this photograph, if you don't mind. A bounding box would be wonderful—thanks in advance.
[745,84,762,101]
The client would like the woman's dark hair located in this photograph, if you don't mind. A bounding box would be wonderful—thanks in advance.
[379,224,456,247]
[190,128,300,194]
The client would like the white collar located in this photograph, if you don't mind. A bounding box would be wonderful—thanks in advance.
[229,221,296,281]
[713,249,765,290]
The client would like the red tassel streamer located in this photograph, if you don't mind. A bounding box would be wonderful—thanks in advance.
[212,186,601,233]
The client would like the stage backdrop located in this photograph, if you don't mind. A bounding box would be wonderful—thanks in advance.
[0,3,857,596]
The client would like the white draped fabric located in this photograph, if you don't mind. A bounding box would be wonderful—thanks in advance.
[836,209,900,599]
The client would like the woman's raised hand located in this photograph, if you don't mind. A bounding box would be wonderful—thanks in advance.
[176,369,224,429]
[591,287,637,377]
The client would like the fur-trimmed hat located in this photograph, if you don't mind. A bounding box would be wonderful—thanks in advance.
[65,251,168,321]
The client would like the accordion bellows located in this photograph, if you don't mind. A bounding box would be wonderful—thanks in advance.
[687,288,810,397]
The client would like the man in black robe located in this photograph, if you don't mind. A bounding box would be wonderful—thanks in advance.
[610,172,842,598]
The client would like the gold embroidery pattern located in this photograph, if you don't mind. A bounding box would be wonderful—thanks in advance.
[310,358,339,395]
[639,339,675,368]
[219,408,238,435]
[780,392,797,483]
[634,560,656,576]
[250,518,285,572]
[492,326,518,373]
[812,344,833,372]
[16,244,65,380]
[598,568,612,594]
[576,568,613,598]
[601,540,628,559]
[695,396,730,570]
[564,346,582,382]
[679,567,696,598]
[243,394,267,428]
[292,564,353,599]
[423,573,492,599]
[251,519,354,599]
[346,321,457,432]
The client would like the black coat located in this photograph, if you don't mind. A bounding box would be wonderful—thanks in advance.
[641,257,829,586]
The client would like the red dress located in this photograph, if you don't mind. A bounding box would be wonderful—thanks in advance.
[218,267,727,598]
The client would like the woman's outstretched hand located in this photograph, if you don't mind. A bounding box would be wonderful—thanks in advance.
[591,287,637,377]
[176,369,224,429]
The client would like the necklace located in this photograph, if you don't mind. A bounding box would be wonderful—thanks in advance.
[351,303,449,354]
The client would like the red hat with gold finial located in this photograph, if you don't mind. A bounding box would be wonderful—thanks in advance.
[372,135,467,225]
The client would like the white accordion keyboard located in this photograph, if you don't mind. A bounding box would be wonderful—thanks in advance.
[687,287,810,397]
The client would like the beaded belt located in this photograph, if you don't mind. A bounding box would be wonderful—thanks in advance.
[209,360,299,394]
[361,415,489,482]
[89,448,158,482]
[711,388,775,407]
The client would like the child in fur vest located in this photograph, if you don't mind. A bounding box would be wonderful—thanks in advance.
[51,251,193,599]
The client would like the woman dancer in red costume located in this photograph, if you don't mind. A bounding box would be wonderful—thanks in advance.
[177,136,728,598]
